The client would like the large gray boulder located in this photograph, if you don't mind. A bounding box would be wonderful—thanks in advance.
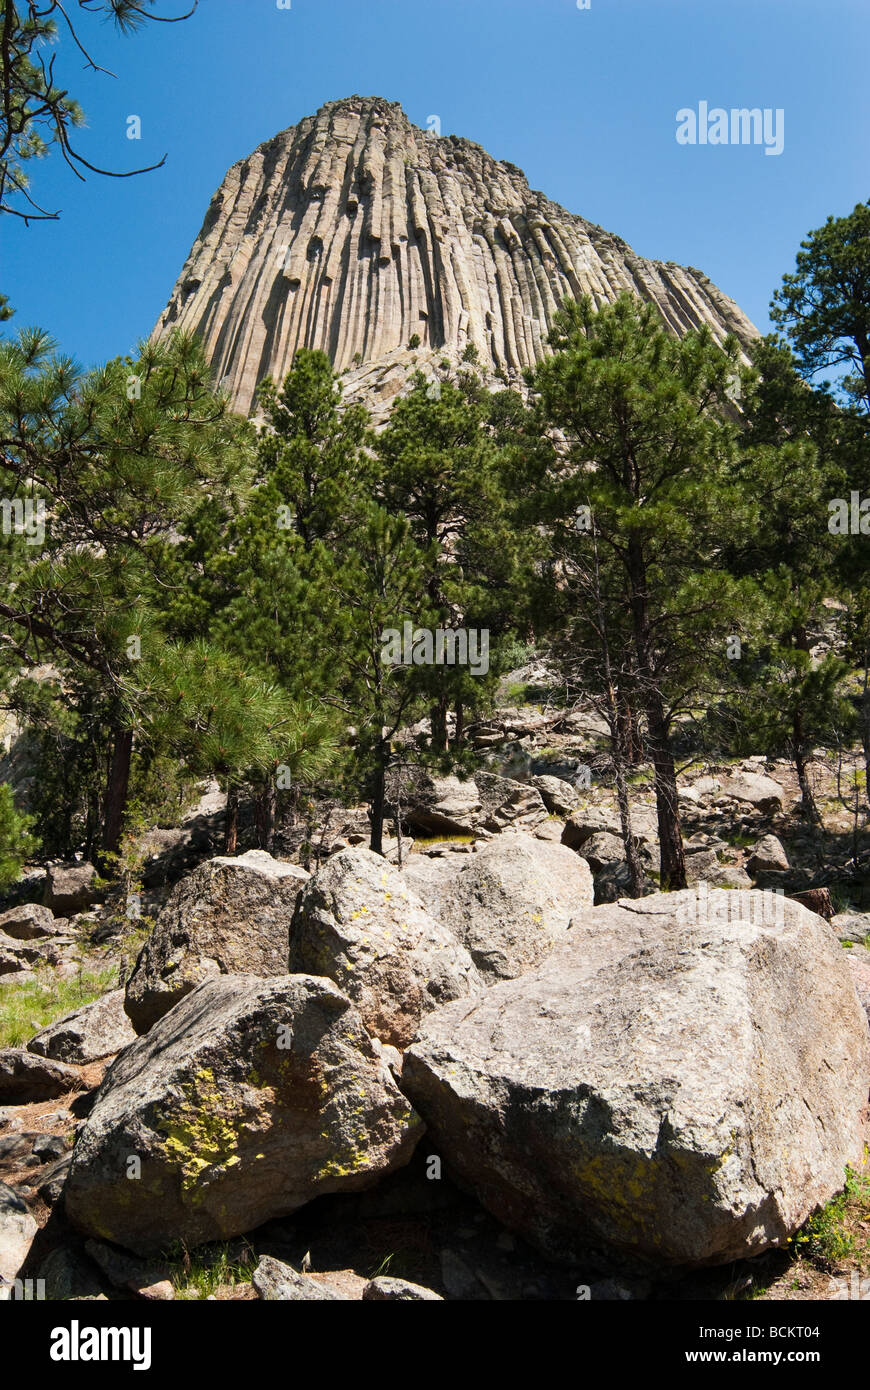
[289,848,480,1048]
[252,1256,343,1301]
[0,1049,81,1103]
[391,772,481,836]
[363,1275,443,1301]
[0,1183,38,1297]
[402,889,870,1267]
[44,861,99,915]
[578,831,625,874]
[846,950,870,1025]
[531,775,577,817]
[0,933,46,975]
[475,772,548,831]
[28,990,136,1064]
[747,835,790,874]
[125,852,309,1034]
[0,904,66,940]
[402,834,594,982]
[718,773,784,815]
[66,973,422,1256]
[561,808,620,851]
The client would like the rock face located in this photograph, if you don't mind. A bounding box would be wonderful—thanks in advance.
[402,889,870,1267]
[718,773,784,815]
[252,1256,343,1301]
[0,1183,38,1296]
[153,95,758,418]
[0,904,65,940]
[363,1275,443,1301]
[0,1049,81,1103]
[392,772,481,836]
[747,835,789,874]
[402,834,593,982]
[125,852,308,1034]
[66,974,422,1256]
[289,848,480,1047]
[43,861,98,915]
[27,990,136,1064]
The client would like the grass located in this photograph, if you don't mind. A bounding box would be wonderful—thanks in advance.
[0,964,117,1047]
[167,1241,258,1300]
[790,1165,870,1270]
[411,834,474,848]
[722,830,757,850]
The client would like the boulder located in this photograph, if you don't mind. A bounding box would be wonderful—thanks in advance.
[65,973,422,1256]
[846,952,870,1024]
[0,904,66,940]
[31,1133,67,1163]
[392,772,481,836]
[38,1246,106,1301]
[684,850,753,891]
[38,1153,73,1207]
[0,1182,37,1296]
[531,775,577,817]
[44,862,99,915]
[402,834,594,982]
[578,831,625,874]
[747,835,790,874]
[362,1275,443,1301]
[84,1239,172,1297]
[252,1255,343,1300]
[475,772,548,831]
[832,911,870,944]
[0,934,40,975]
[678,776,721,802]
[28,990,136,1064]
[289,848,480,1048]
[561,809,620,851]
[125,852,308,1034]
[402,889,870,1267]
[0,1049,81,1103]
[718,773,784,815]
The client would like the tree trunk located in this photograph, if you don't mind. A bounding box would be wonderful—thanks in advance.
[369,744,386,855]
[618,688,643,765]
[856,647,861,811]
[612,739,644,897]
[102,728,133,855]
[430,694,449,752]
[793,712,822,825]
[255,781,277,852]
[646,699,687,890]
[454,700,465,747]
[625,537,686,889]
[224,783,239,854]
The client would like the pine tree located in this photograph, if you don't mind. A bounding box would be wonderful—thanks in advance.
[533,294,750,889]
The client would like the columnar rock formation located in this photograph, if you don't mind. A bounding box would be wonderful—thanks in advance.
[154,95,759,416]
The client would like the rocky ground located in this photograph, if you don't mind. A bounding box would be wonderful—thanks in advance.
[1,677,869,1303]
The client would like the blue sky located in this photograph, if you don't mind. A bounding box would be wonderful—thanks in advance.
[2,0,868,370]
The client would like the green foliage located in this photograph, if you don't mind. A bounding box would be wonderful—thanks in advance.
[771,199,870,412]
[0,0,197,221]
[793,1166,870,1268]
[407,334,421,349]
[0,783,38,889]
